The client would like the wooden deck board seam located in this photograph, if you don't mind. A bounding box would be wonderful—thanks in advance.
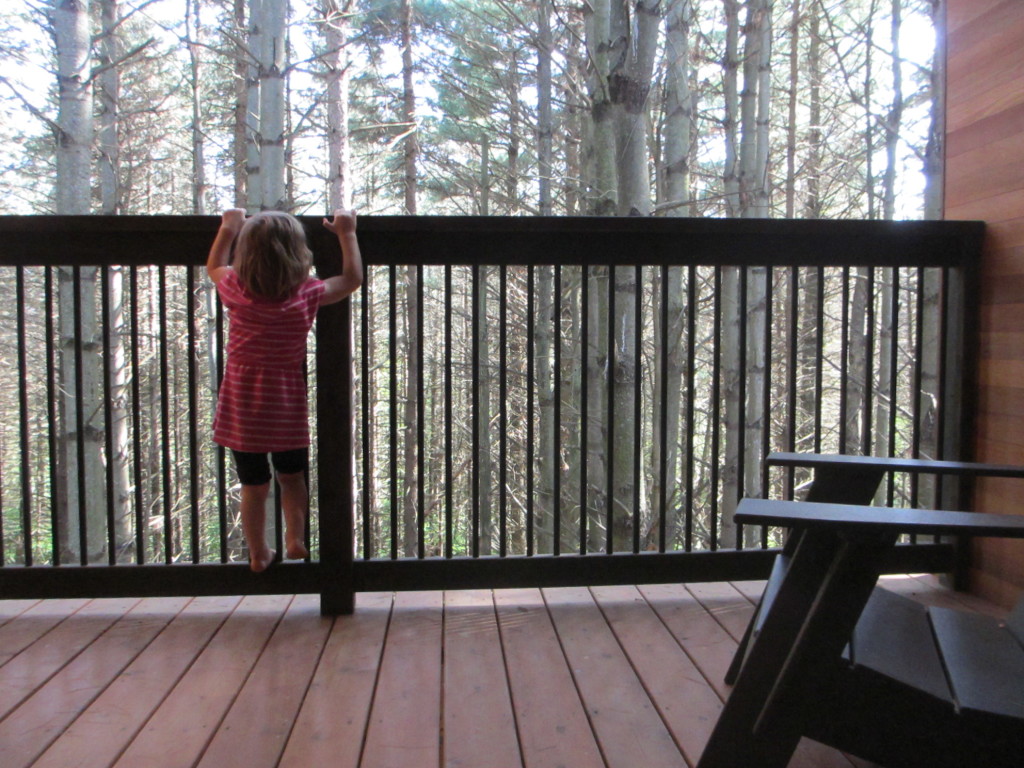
[539,588,612,768]
[353,592,397,768]
[272,611,339,768]
[490,591,530,768]
[188,595,295,768]
[638,586,729,706]
[589,586,695,767]
[97,596,239,768]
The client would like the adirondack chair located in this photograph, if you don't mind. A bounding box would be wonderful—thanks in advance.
[697,454,1024,768]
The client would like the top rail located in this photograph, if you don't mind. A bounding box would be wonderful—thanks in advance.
[0,215,985,268]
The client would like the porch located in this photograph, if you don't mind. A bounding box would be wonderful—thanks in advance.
[0,216,985,612]
[0,576,1003,768]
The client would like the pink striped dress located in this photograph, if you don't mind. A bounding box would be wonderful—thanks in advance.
[212,270,326,453]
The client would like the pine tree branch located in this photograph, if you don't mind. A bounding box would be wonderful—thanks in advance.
[0,74,59,135]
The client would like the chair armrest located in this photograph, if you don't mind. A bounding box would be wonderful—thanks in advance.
[735,498,1024,539]
[766,452,1024,480]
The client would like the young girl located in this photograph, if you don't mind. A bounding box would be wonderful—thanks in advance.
[207,208,363,572]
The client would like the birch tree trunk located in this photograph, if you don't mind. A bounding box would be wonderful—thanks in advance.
[259,0,287,210]
[186,0,207,215]
[722,0,741,217]
[662,0,693,215]
[784,0,800,218]
[246,0,263,210]
[610,0,659,217]
[722,0,772,547]
[798,8,822,454]
[585,267,609,552]
[918,0,943,505]
[719,0,742,549]
[98,0,133,559]
[923,0,944,220]
[400,0,422,555]
[53,0,106,563]
[534,0,555,552]
[874,0,904,468]
[537,0,553,217]
[322,0,352,209]
[584,0,617,215]
[652,2,693,547]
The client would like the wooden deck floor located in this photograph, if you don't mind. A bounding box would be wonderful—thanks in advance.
[0,576,1003,768]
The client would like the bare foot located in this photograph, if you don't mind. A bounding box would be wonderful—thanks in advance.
[285,540,309,560]
[250,548,276,573]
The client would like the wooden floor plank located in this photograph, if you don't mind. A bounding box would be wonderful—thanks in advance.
[494,588,603,768]
[278,592,393,768]
[639,583,738,700]
[443,590,522,768]
[0,597,188,768]
[640,584,857,768]
[31,595,242,768]
[730,580,767,604]
[593,584,724,767]
[0,599,90,668]
[197,594,332,768]
[1,581,1001,768]
[361,590,444,768]
[684,581,757,643]
[0,597,139,721]
[0,599,41,628]
[544,586,687,768]
[111,593,292,768]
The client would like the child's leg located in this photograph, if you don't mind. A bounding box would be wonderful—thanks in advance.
[232,450,276,572]
[240,481,275,572]
[272,449,310,560]
[276,470,310,560]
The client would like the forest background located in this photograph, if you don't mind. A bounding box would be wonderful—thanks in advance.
[0,1,947,567]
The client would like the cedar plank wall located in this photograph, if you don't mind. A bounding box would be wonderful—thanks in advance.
[946,0,1024,607]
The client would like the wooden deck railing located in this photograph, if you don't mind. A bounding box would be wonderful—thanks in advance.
[0,216,985,613]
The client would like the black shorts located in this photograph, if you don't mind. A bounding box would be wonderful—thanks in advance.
[231,449,308,486]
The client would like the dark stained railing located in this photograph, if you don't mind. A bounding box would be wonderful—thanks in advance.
[0,216,984,613]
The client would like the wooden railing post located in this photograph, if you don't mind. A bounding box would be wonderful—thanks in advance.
[315,255,356,616]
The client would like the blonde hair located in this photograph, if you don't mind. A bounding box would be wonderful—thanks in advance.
[234,211,313,299]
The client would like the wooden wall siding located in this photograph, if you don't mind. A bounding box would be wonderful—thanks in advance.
[947,0,1024,607]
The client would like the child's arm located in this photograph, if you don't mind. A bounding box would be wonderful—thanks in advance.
[320,208,365,305]
[206,208,247,285]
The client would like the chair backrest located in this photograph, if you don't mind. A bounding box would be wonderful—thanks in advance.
[1009,595,1024,645]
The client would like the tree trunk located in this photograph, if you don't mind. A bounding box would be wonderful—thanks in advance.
[97,0,133,560]
[873,0,903,470]
[187,0,207,215]
[722,0,741,217]
[401,0,417,215]
[784,0,800,218]
[610,0,659,217]
[662,0,693,215]
[245,0,263,210]
[537,0,553,216]
[476,268,493,555]
[882,0,903,220]
[322,0,352,209]
[53,0,106,564]
[259,0,287,210]
[923,0,944,220]
[584,0,616,215]
[399,0,420,555]
[584,267,608,552]
[534,0,555,552]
